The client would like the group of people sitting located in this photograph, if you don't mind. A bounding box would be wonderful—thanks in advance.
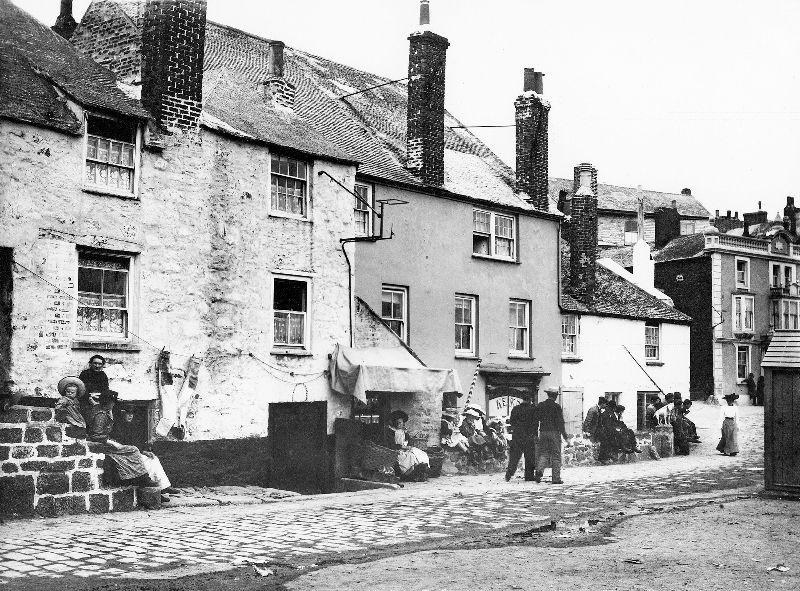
[55,355,178,503]
[440,404,508,465]
[645,392,701,455]
[583,397,641,462]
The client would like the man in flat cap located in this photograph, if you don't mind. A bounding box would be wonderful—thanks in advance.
[505,391,538,482]
[533,387,569,484]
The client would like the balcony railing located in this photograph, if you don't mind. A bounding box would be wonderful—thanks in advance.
[770,286,790,298]
[705,234,770,253]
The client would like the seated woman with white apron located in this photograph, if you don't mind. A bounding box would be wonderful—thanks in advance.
[384,410,429,481]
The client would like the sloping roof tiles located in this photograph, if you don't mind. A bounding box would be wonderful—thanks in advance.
[652,233,709,263]
[0,0,149,133]
[549,178,710,218]
[560,244,691,323]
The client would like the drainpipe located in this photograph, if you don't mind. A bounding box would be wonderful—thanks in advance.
[340,236,380,346]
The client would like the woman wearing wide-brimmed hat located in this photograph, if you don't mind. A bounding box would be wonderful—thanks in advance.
[716,394,740,456]
[384,409,429,481]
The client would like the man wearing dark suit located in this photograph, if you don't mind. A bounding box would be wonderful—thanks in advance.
[534,387,569,484]
[505,392,538,481]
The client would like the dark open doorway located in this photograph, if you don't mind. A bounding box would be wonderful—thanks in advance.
[0,248,12,385]
[269,401,328,494]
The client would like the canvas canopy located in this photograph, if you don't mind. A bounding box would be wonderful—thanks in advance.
[329,344,462,403]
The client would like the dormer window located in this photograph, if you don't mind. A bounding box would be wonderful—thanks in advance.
[84,115,139,197]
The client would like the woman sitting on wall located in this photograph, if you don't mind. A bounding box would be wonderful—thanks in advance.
[384,410,430,481]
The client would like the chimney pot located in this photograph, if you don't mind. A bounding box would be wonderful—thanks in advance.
[727,210,731,218]
[532,71,544,94]
[523,68,537,92]
[715,209,719,217]
[267,41,285,78]
[52,0,77,39]
[515,70,550,210]
[681,188,691,195]
[788,196,796,207]
[419,0,430,26]
[735,211,738,219]
[758,200,762,210]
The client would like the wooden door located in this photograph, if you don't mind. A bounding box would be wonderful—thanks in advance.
[269,402,328,494]
[767,371,800,493]
[560,387,584,437]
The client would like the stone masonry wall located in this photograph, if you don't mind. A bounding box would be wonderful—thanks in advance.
[0,116,355,444]
[0,406,136,518]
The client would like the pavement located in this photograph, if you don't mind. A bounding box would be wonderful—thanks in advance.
[0,403,766,586]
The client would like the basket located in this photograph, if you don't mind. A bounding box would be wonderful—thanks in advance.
[361,440,399,471]
[426,446,445,478]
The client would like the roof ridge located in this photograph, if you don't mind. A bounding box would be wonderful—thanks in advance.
[550,176,693,199]
[597,265,691,321]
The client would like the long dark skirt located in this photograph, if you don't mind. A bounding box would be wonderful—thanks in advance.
[716,418,739,455]
[91,439,149,480]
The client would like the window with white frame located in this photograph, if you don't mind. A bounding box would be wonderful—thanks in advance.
[84,115,138,195]
[270,155,308,217]
[736,345,751,381]
[455,295,477,356]
[735,257,750,289]
[508,299,530,356]
[354,183,372,236]
[770,262,795,288]
[623,219,638,245]
[772,299,800,330]
[645,322,660,360]
[733,295,754,332]
[472,210,516,260]
[561,314,579,356]
[77,252,131,338]
[381,286,407,342]
[273,277,309,348]
[680,220,697,235]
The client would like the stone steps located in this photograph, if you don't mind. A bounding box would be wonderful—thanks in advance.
[0,405,138,518]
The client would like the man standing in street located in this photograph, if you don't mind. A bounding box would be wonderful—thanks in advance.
[505,392,538,481]
[534,387,569,484]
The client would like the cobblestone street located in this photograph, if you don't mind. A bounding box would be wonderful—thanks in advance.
[0,406,765,587]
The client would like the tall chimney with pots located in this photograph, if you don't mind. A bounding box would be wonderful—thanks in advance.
[262,41,296,109]
[141,0,207,132]
[406,1,449,186]
[569,163,598,304]
[515,68,550,211]
[52,0,77,39]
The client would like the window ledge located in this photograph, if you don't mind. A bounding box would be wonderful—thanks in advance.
[269,212,312,223]
[508,353,532,360]
[455,354,480,360]
[82,185,138,201]
[471,254,520,264]
[561,356,582,363]
[645,361,664,366]
[71,340,142,352]
[271,349,313,357]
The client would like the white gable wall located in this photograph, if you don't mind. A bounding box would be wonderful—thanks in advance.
[561,314,690,430]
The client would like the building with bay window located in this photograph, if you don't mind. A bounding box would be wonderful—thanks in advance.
[654,202,800,403]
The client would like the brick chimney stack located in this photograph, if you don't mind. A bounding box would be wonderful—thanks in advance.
[569,163,598,304]
[141,0,207,132]
[261,41,296,109]
[784,196,797,235]
[515,68,550,211]
[52,0,77,39]
[406,1,449,186]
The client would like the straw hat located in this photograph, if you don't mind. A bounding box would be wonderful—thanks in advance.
[57,376,86,398]
[389,409,409,423]
[462,408,481,419]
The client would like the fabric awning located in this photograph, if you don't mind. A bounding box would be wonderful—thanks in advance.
[329,344,462,403]
[762,331,800,369]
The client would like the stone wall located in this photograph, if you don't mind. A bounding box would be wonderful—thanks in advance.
[0,406,137,518]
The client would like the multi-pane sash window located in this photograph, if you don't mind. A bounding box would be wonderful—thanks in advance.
[645,322,660,360]
[735,257,749,289]
[472,210,515,260]
[561,314,579,355]
[680,220,696,235]
[509,300,529,355]
[736,345,750,381]
[354,184,372,236]
[85,116,136,194]
[381,286,407,342]
[77,253,129,337]
[733,295,754,332]
[772,299,800,330]
[271,155,308,216]
[273,278,307,347]
[455,295,477,355]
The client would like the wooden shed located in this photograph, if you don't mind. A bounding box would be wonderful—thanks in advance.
[761,331,800,497]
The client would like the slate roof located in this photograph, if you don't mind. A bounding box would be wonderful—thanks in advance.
[549,178,710,218]
[0,0,148,134]
[560,244,691,324]
[598,245,634,269]
[202,22,535,212]
[651,233,710,263]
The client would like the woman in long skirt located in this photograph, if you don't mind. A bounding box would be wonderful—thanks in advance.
[716,393,740,456]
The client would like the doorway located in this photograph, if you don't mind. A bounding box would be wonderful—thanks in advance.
[560,387,584,436]
[637,391,661,430]
[269,402,328,494]
[766,370,800,493]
